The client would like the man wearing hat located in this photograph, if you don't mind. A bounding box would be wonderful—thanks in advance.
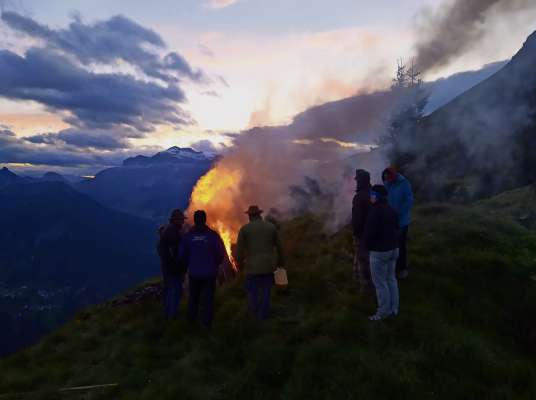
[236,205,284,320]
[352,169,374,292]
[157,209,186,319]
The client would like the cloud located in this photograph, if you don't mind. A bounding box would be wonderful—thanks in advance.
[0,11,208,83]
[0,128,161,168]
[205,0,239,10]
[190,139,225,155]
[25,127,143,150]
[0,128,15,136]
[0,47,192,131]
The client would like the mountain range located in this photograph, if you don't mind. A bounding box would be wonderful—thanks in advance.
[76,146,214,221]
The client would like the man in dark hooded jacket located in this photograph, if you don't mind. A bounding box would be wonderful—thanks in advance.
[157,209,186,319]
[179,210,226,329]
[352,169,373,291]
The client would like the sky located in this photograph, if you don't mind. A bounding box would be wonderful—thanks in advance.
[0,0,535,175]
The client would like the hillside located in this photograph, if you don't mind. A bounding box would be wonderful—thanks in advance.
[1,190,535,399]
[406,31,536,199]
[0,178,159,357]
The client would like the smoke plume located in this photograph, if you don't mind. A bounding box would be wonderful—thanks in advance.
[415,0,536,72]
[187,91,394,238]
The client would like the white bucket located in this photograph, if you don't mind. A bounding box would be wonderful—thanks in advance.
[274,268,288,286]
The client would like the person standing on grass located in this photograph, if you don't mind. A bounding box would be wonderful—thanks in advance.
[382,166,413,279]
[352,169,374,292]
[364,185,400,321]
[179,210,226,329]
[157,209,187,319]
[236,205,284,320]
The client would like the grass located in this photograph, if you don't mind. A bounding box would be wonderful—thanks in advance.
[1,190,536,399]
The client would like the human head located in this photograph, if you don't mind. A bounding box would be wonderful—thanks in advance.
[193,210,207,226]
[169,209,186,227]
[354,169,371,190]
[245,205,263,221]
[382,166,398,184]
[370,184,388,204]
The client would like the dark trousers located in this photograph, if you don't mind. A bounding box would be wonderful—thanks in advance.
[353,238,373,290]
[163,274,182,319]
[188,276,216,328]
[246,274,274,320]
[397,226,409,273]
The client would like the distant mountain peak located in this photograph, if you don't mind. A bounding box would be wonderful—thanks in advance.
[122,146,211,167]
[0,167,17,178]
[159,146,208,161]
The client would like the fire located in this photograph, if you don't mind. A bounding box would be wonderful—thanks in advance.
[186,163,245,269]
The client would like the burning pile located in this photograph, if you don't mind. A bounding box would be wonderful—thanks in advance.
[186,161,245,267]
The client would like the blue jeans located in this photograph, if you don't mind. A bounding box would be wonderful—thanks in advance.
[163,274,182,319]
[370,249,399,317]
[188,276,217,328]
[246,274,274,320]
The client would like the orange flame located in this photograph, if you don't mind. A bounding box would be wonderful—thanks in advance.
[186,163,244,268]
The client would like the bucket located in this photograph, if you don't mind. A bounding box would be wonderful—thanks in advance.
[274,268,288,286]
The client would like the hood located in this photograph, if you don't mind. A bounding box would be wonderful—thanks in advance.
[355,169,371,191]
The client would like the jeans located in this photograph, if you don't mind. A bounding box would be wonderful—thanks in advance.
[370,249,400,317]
[246,274,274,320]
[163,274,182,319]
[188,276,217,328]
[397,226,409,273]
[353,237,373,290]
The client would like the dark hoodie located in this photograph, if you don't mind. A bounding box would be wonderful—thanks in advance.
[364,196,399,252]
[352,169,371,238]
[157,223,184,277]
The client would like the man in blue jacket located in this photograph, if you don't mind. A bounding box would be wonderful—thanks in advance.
[179,210,226,328]
[382,167,413,279]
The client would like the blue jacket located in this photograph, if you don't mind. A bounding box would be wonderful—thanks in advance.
[385,174,413,228]
[179,225,226,278]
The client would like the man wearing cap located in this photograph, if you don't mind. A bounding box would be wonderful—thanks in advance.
[382,167,414,279]
[179,210,226,329]
[352,169,373,292]
[157,209,186,319]
[236,205,284,320]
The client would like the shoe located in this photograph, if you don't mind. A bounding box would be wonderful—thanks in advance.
[398,270,409,279]
[368,314,386,321]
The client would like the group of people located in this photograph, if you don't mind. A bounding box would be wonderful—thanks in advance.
[352,166,413,320]
[156,165,412,327]
[157,205,284,328]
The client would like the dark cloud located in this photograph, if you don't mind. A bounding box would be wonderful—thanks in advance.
[25,127,143,150]
[0,128,161,168]
[0,47,192,131]
[0,11,208,83]
[0,129,15,136]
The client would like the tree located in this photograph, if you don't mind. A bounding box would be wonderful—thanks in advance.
[381,59,428,171]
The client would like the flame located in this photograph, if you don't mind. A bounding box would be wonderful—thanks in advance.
[186,163,244,269]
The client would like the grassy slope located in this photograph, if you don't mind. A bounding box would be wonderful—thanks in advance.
[1,190,536,399]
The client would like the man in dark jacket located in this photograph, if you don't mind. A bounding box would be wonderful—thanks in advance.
[364,185,400,321]
[352,169,373,292]
[236,205,284,320]
[157,209,186,319]
[382,167,413,279]
[179,210,226,328]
